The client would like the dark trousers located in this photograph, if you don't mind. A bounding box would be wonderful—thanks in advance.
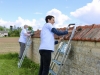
[19,42,25,58]
[38,50,52,75]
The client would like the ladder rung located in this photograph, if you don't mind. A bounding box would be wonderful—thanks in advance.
[49,69,56,75]
[52,59,62,65]
[58,49,64,54]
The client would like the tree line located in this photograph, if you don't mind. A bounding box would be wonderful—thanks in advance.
[0,25,33,37]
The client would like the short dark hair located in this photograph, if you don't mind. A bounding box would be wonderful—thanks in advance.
[45,15,54,23]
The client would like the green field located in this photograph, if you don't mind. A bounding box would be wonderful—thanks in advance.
[0,37,39,75]
[0,53,39,75]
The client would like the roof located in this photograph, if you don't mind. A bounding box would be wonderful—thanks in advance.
[72,24,100,42]
[33,24,100,42]
[0,31,8,33]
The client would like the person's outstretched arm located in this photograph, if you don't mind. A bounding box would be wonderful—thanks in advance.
[51,28,68,36]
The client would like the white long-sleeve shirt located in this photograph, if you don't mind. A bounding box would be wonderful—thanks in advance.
[19,29,30,43]
[39,23,55,51]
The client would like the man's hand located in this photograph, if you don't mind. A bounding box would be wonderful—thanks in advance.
[30,33,34,36]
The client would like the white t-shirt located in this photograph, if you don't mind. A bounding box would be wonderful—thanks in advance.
[39,23,55,51]
[19,29,28,43]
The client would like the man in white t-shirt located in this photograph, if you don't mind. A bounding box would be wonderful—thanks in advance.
[18,25,31,59]
[38,15,68,75]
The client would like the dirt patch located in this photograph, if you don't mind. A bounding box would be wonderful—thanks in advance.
[0,37,20,54]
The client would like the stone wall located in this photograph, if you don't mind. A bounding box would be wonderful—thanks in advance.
[27,38,100,75]
[62,41,100,75]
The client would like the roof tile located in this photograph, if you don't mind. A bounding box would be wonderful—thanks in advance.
[33,24,100,42]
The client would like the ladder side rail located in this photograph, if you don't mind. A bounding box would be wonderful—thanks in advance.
[50,42,65,70]
[18,46,29,68]
[18,37,30,68]
[57,25,76,75]
[66,25,76,49]
[57,44,71,75]
[50,43,62,68]
[18,36,32,68]
[54,42,63,60]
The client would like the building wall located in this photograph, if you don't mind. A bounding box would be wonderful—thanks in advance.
[0,33,8,37]
[27,38,100,75]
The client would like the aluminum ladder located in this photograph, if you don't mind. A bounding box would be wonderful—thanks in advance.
[49,24,76,75]
[17,36,32,68]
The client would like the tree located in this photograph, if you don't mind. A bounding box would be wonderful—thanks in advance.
[28,26,34,34]
[0,26,4,31]
[28,26,33,31]
[8,27,22,37]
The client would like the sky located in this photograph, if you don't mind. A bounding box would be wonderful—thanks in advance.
[0,0,100,30]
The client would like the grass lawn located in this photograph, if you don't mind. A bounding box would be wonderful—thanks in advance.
[0,53,39,75]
